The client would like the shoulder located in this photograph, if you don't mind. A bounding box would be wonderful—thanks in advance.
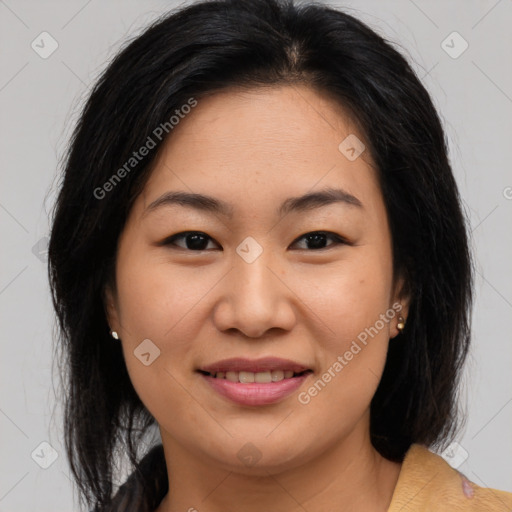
[387,443,512,511]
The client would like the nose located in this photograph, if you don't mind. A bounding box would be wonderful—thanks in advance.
[212,249,297,338]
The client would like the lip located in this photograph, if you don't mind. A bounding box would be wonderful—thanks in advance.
[200,372,312,406]
[198,357,310,373]
[198,357,313,406]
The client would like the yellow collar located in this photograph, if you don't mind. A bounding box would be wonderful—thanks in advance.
[387,443,512,511]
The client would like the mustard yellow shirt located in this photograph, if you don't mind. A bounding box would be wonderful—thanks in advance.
[387,443,512,511]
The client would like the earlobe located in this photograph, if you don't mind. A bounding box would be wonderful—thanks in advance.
[391,276,410,339]
[390,308,407,339]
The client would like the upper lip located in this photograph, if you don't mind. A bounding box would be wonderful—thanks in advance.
[198,357,311,374]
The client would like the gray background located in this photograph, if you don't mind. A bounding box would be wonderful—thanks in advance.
[1,0,511,510]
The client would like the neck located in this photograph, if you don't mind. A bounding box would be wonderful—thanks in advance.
[155,422,402,512]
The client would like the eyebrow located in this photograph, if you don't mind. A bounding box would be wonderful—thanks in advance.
[142,187,363,219]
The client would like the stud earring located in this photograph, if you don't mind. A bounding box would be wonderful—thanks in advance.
[110,330,119,340]
[397,316,405,332]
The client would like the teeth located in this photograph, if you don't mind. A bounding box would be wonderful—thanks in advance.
[271,370,284,382]
[254,371,271,383]
[239,371,255,383]
[211,370,301,383]
[226,371,238,382]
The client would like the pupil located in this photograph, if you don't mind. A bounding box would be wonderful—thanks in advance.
[187,233,207,250]
[308,233,327,249]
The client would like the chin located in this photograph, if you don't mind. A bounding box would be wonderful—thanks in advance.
[201,433,316,476]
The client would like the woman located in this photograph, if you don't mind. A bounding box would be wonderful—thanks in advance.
[47,0,512,511]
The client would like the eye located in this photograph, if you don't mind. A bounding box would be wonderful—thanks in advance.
[290,231,346,250]
[162,231,220,251]
[161,230,347,252]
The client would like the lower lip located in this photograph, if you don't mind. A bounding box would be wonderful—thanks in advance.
[199,372,311,406]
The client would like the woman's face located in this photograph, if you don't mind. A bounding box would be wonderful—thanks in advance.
[106,85,407,473]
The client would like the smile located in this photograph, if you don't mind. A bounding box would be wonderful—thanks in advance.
[199,369,310,383]
[197,357,314,406]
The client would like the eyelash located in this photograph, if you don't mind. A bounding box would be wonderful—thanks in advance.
[161,230,348,251]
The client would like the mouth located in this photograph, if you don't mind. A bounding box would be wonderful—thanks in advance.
[197,369,312,383]
[196,357,313,406]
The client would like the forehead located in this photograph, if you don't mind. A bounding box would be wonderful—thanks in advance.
[156,85,361,160]
[136,85,380,217]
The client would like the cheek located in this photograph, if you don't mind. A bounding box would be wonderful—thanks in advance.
[296,275,393,429]
[288,250,393,349]
[114,251,218,409]
[116,247,217,341]
[292,256,394,420]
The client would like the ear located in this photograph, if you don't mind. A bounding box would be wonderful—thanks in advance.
[103,283,120,334]
[390,274,410,339]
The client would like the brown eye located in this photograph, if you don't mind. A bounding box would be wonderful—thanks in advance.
[290,231,346,250]
[163,231,221,251]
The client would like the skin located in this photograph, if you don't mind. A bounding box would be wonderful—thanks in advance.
[105,85,410,512]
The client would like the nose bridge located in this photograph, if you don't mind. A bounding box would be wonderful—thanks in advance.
[232,242,279,311]
[214,239,295,337]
